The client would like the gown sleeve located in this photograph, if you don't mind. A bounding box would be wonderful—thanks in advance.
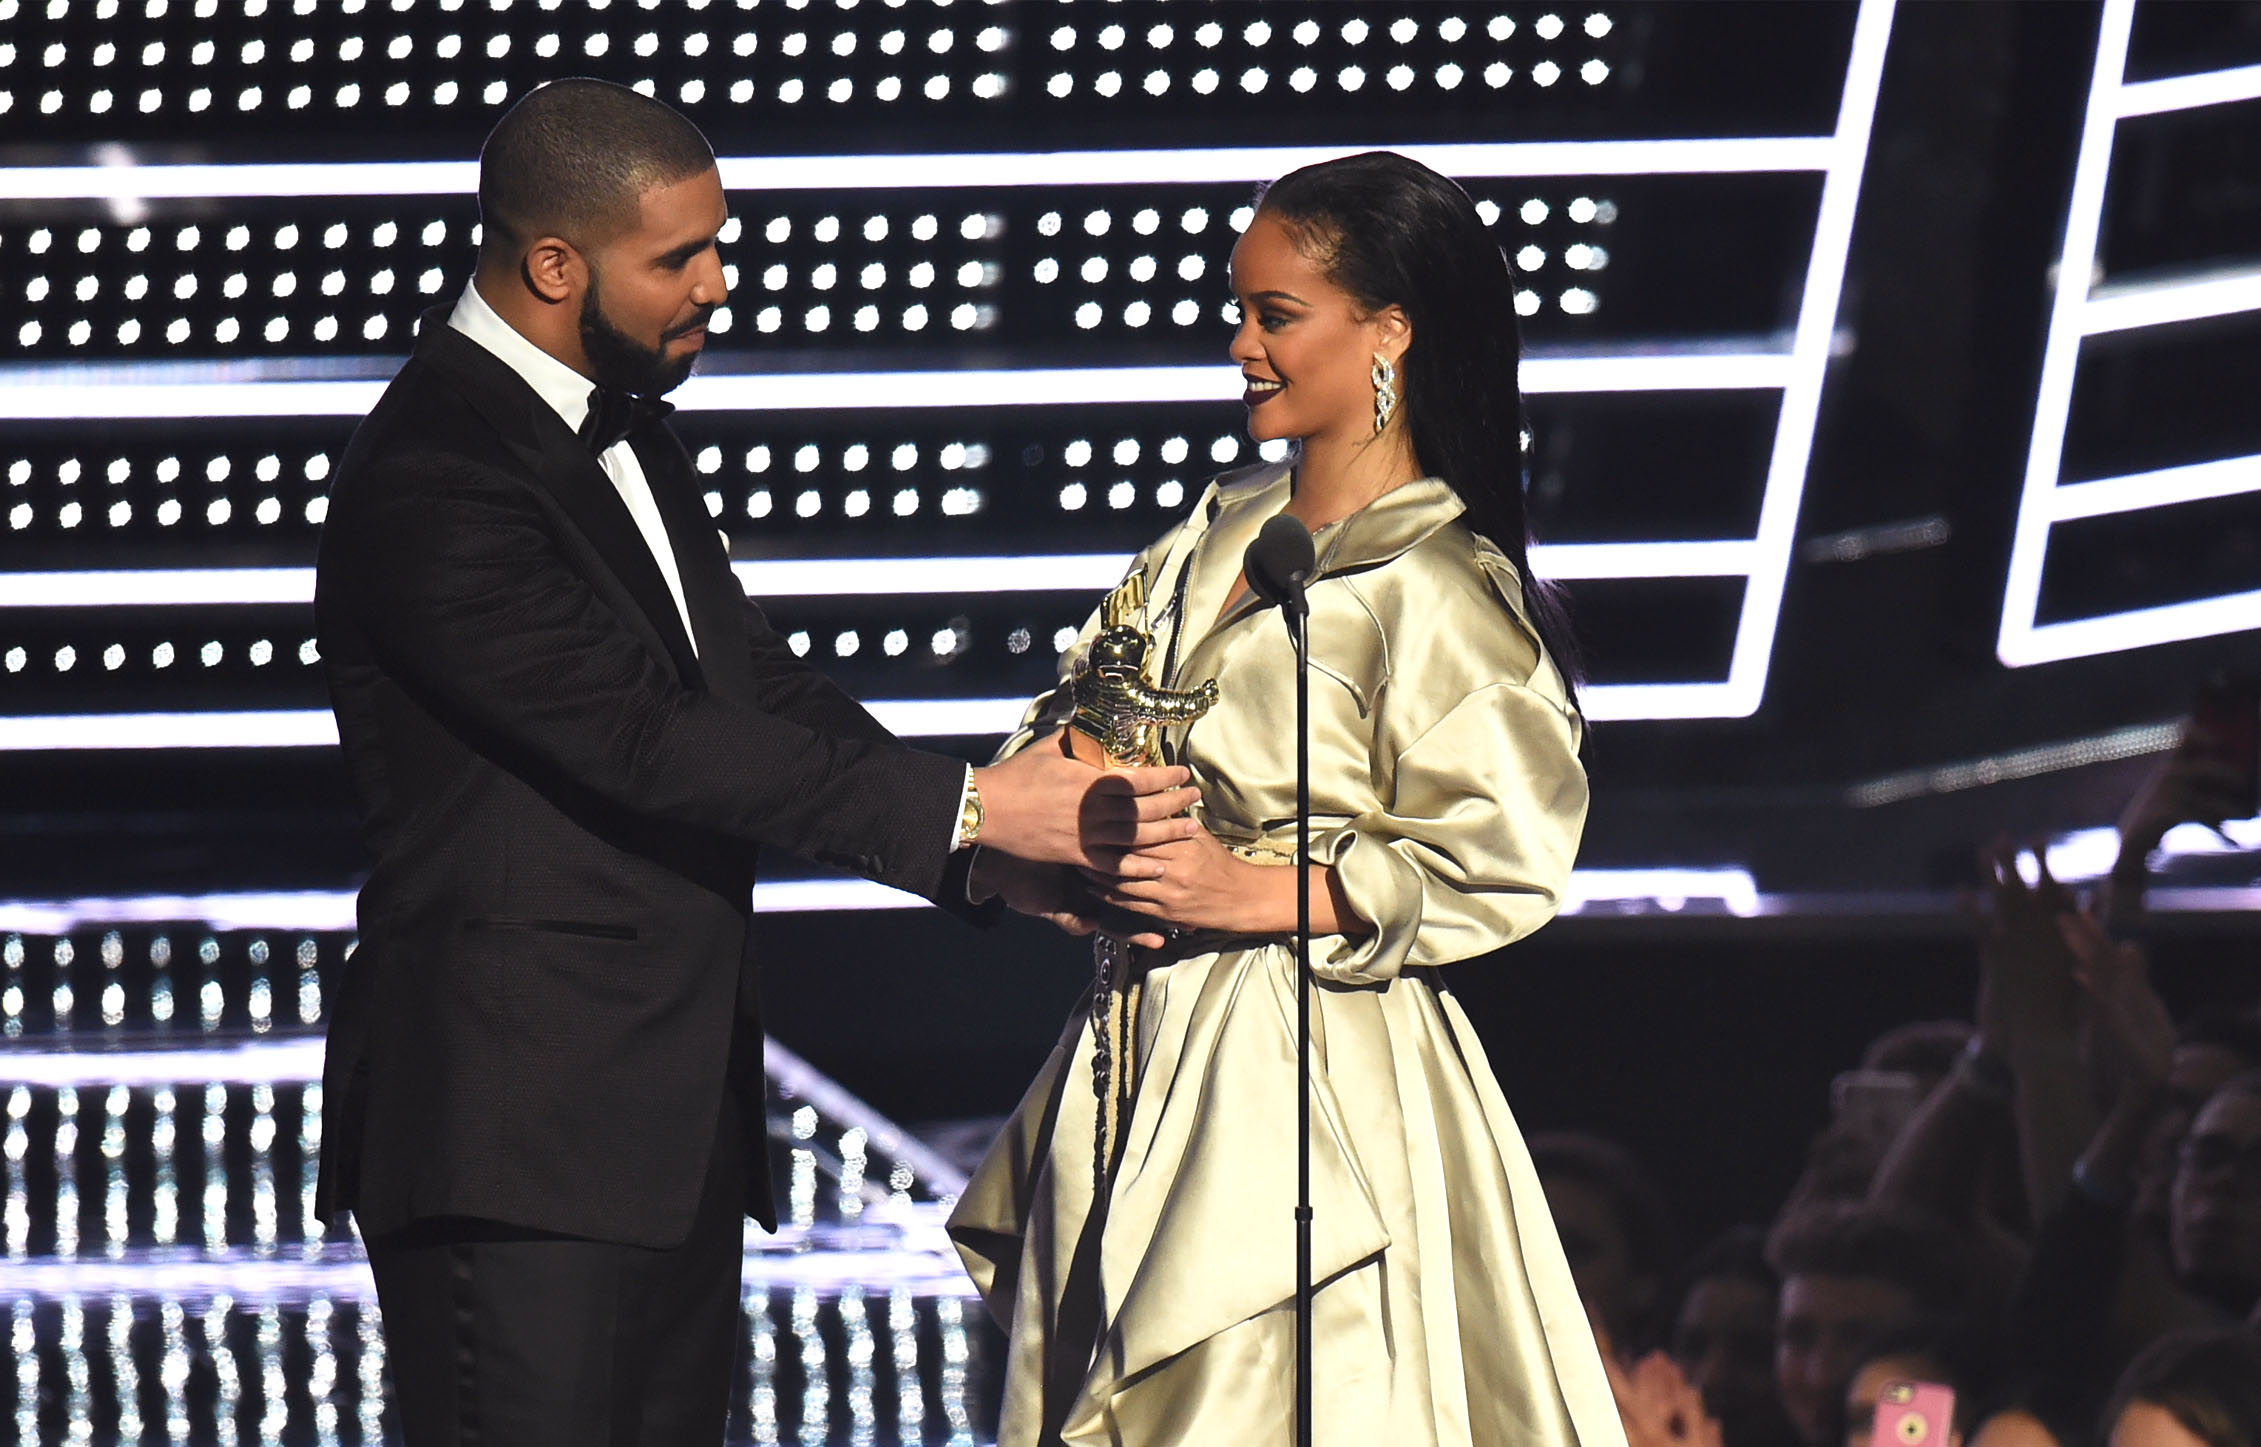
[1307,673,1587,985]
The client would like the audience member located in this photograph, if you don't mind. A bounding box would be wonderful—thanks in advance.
[1535,1131,1685,1359]
[1768,1204,1971,1447]
[2100,1329,2261,1447]
[1557,696,2261,1447]
[1839,1326,1977,1447]
[1669,1228,1799,1447]
[2168,1074,2261,1319]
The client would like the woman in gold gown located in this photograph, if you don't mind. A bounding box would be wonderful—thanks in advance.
[952,152,1626,1447]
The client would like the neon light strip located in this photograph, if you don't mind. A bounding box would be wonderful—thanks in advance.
[2002,587,2261,667]
[0,567,317,609]
[2081,265,2261,335]
[1998,0,2138,668]
[0,880,923,934]
[1562,868,1760,917]
[15,868,2261,954]
[0,710,339,750]
[0,137,1844,205]
[0,538,1765,610]
[0,377,381,421]
[0,890,359,933]
[1717,0,1899,719]
[2047,454,2261,523]
[0,1037,327,1087]
[1575,681,1745,723]
[733,553,1131,598]
[0,1239,979,1295]
[0,351,1798,421]
[2115,62,2261,117]
[1993,4,2261,666]
[0,861,1787,939]
[0,699,1032,750]
[0,558,1137,609]
[0,677,1740,746]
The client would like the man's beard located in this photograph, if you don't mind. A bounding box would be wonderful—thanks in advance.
[578,267,703,398]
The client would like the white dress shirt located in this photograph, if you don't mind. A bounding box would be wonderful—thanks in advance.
[446,282,698,657]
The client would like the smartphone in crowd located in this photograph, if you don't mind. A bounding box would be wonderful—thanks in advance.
[1830,1069,1928,1147]
[1872,1380,1956,1447]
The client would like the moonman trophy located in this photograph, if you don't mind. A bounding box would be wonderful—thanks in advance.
[1063,569,1218,1197]
[1065,571,1220,769]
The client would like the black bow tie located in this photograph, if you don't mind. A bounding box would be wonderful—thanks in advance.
[579,385,675,454]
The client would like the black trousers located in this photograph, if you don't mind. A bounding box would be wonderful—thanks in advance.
[365,1100,747,1447]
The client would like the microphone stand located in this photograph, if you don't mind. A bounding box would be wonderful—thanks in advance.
[1244,510,1317,1447]
[1284,570,1313,1447]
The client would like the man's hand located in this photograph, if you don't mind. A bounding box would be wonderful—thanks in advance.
[970,849,1169,949]
[972,737,1200,870]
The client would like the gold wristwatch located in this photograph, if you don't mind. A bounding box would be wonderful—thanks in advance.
[955,774,985,850]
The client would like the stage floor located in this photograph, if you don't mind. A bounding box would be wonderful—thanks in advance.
[1,1253,1002,1446]
[0,1029,1005,1445]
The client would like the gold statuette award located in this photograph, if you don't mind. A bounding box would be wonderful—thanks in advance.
[1065,570,1219,769]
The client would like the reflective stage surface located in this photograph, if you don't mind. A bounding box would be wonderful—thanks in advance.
[0,1016,1002,1445]
[4,1271,998,1447]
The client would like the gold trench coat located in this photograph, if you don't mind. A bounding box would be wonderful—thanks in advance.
[949,462,1625,1447]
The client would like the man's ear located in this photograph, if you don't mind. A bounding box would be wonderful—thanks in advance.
[519,235,581,306]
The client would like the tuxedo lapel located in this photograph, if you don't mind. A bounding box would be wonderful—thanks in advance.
[413,321,705,685]
[637,428,759,702]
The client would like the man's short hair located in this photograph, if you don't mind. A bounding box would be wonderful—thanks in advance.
[1765,1202,1967,1313]
[477,78,715,256]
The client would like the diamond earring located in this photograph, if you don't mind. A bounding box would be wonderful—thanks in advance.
[1371,352,1399,436]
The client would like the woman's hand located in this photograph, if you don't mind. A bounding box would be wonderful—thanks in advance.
[1079,818,1275,935]
[1080,818,1369,938]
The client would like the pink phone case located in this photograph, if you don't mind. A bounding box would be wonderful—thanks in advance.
[1874,1381,1955,1447]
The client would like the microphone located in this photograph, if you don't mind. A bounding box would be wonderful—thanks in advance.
[1243,512,1315,618]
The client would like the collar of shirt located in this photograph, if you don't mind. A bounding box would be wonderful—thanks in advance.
[446,280,597,437]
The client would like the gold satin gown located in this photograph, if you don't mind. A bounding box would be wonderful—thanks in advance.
[949,463,1627,1447]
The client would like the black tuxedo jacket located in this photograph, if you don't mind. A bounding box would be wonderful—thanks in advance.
[314,316,972,1247]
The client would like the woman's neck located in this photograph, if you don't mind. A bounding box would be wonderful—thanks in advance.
[1285,423,1424,531]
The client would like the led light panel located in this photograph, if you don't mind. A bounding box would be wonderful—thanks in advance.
[0,0,1899,746]
[1999,0,2261,666]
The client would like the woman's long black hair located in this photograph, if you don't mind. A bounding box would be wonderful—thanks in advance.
[1256,151,1582,712]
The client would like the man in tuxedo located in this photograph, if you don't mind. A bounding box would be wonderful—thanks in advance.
[314,79,1193,1446]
